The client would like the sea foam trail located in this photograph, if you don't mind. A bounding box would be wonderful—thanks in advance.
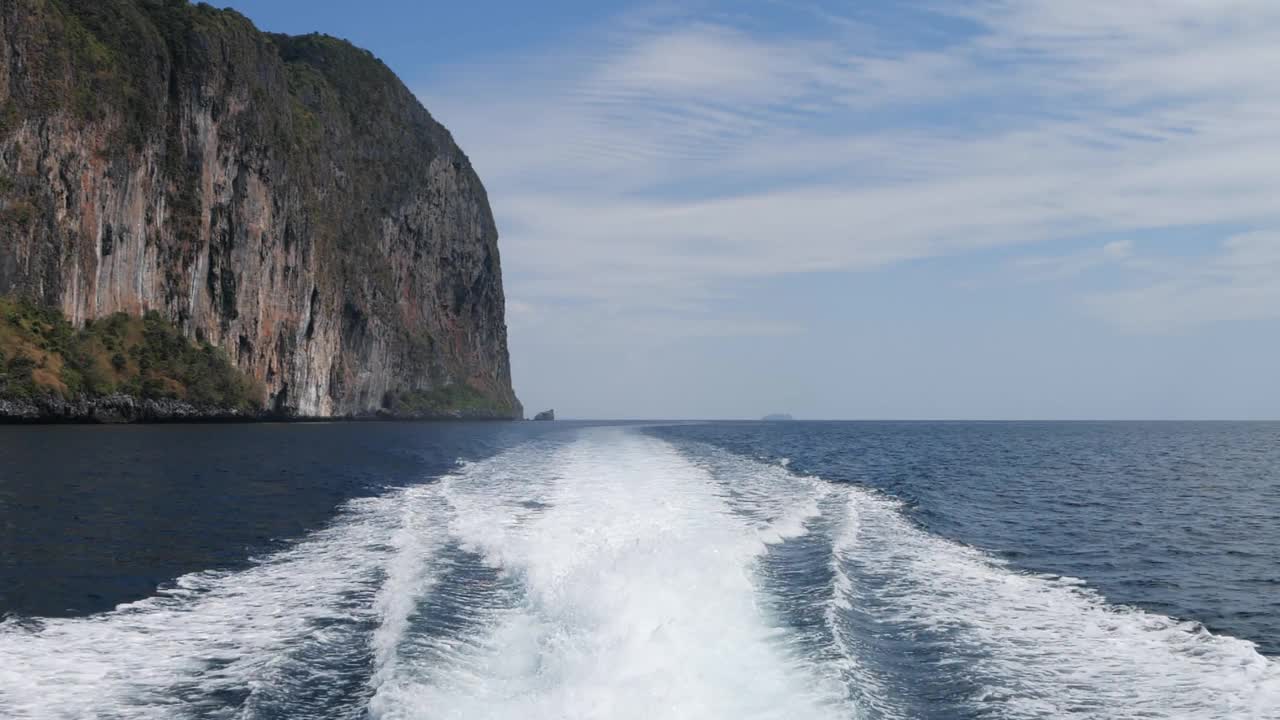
[365,440,564,698]
[828,485,1280,719]
[7,426,1275,720]
[0,484,440,720]
[368,428,850,720]
[683,446,903,719]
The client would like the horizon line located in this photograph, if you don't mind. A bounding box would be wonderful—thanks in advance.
[544,417,1280,423]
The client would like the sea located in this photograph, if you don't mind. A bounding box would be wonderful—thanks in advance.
[0,420,1277,719]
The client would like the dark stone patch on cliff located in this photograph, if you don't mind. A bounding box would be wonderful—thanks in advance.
[0,0,521,419]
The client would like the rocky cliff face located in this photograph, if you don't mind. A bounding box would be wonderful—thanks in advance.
[0,0,520,418]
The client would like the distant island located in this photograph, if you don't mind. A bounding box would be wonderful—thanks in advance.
[533,410,556,421]
[762,413,794,421]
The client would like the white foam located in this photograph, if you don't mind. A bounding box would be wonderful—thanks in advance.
[8,427,1272,719]
[822,492,907,720]
[828,486,1280,719]
[689,449,828,546]
[366,438,565,698]
[0,487,431,719]
[369,429,849,720]
[369,486,449,690]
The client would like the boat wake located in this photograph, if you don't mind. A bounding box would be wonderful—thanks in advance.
[1,427,1276,719]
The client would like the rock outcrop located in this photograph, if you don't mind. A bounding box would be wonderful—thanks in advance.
[0,394,256,423]
[533,409,555,421]
[0,0,520,419]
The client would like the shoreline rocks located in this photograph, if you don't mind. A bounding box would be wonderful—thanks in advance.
[0,394,519,424]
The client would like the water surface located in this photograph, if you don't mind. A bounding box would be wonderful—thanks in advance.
[0,421,1276,718]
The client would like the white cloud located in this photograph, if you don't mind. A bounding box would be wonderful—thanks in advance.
[1102,240,1134,261]
[1012,239,1138,282]
[419,0,1280,337]
[1086,231,1280,332]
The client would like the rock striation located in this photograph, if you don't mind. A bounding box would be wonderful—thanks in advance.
[0,0,520,419]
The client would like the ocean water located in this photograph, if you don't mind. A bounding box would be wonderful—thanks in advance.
[0,421,1277,719]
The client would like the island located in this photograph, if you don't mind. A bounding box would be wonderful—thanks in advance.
[533,410,556,421]
[0,1,520,422]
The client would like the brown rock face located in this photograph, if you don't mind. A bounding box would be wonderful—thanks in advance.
[0,0,520,418]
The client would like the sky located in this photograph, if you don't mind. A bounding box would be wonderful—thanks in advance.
[218,0,1280,420]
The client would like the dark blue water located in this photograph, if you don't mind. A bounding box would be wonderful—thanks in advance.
[0,421,581,616]
[1,421,1277,718]
[653,421,1280,657]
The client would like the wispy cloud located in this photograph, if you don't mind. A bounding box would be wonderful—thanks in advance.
[1085,231,1280,332]
[419,0,1280,336]
[1012,239,1137,282]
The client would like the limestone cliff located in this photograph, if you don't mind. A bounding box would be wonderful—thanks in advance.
[0,0,521,418]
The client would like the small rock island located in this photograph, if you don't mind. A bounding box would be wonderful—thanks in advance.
[533,410,556,421]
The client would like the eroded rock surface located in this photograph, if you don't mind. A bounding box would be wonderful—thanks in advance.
[0,0,520,419]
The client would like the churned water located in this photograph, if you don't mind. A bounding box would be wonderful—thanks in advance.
[0,421,1277,718]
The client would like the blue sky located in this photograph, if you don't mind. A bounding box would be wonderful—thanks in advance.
[221,0,1280,419]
